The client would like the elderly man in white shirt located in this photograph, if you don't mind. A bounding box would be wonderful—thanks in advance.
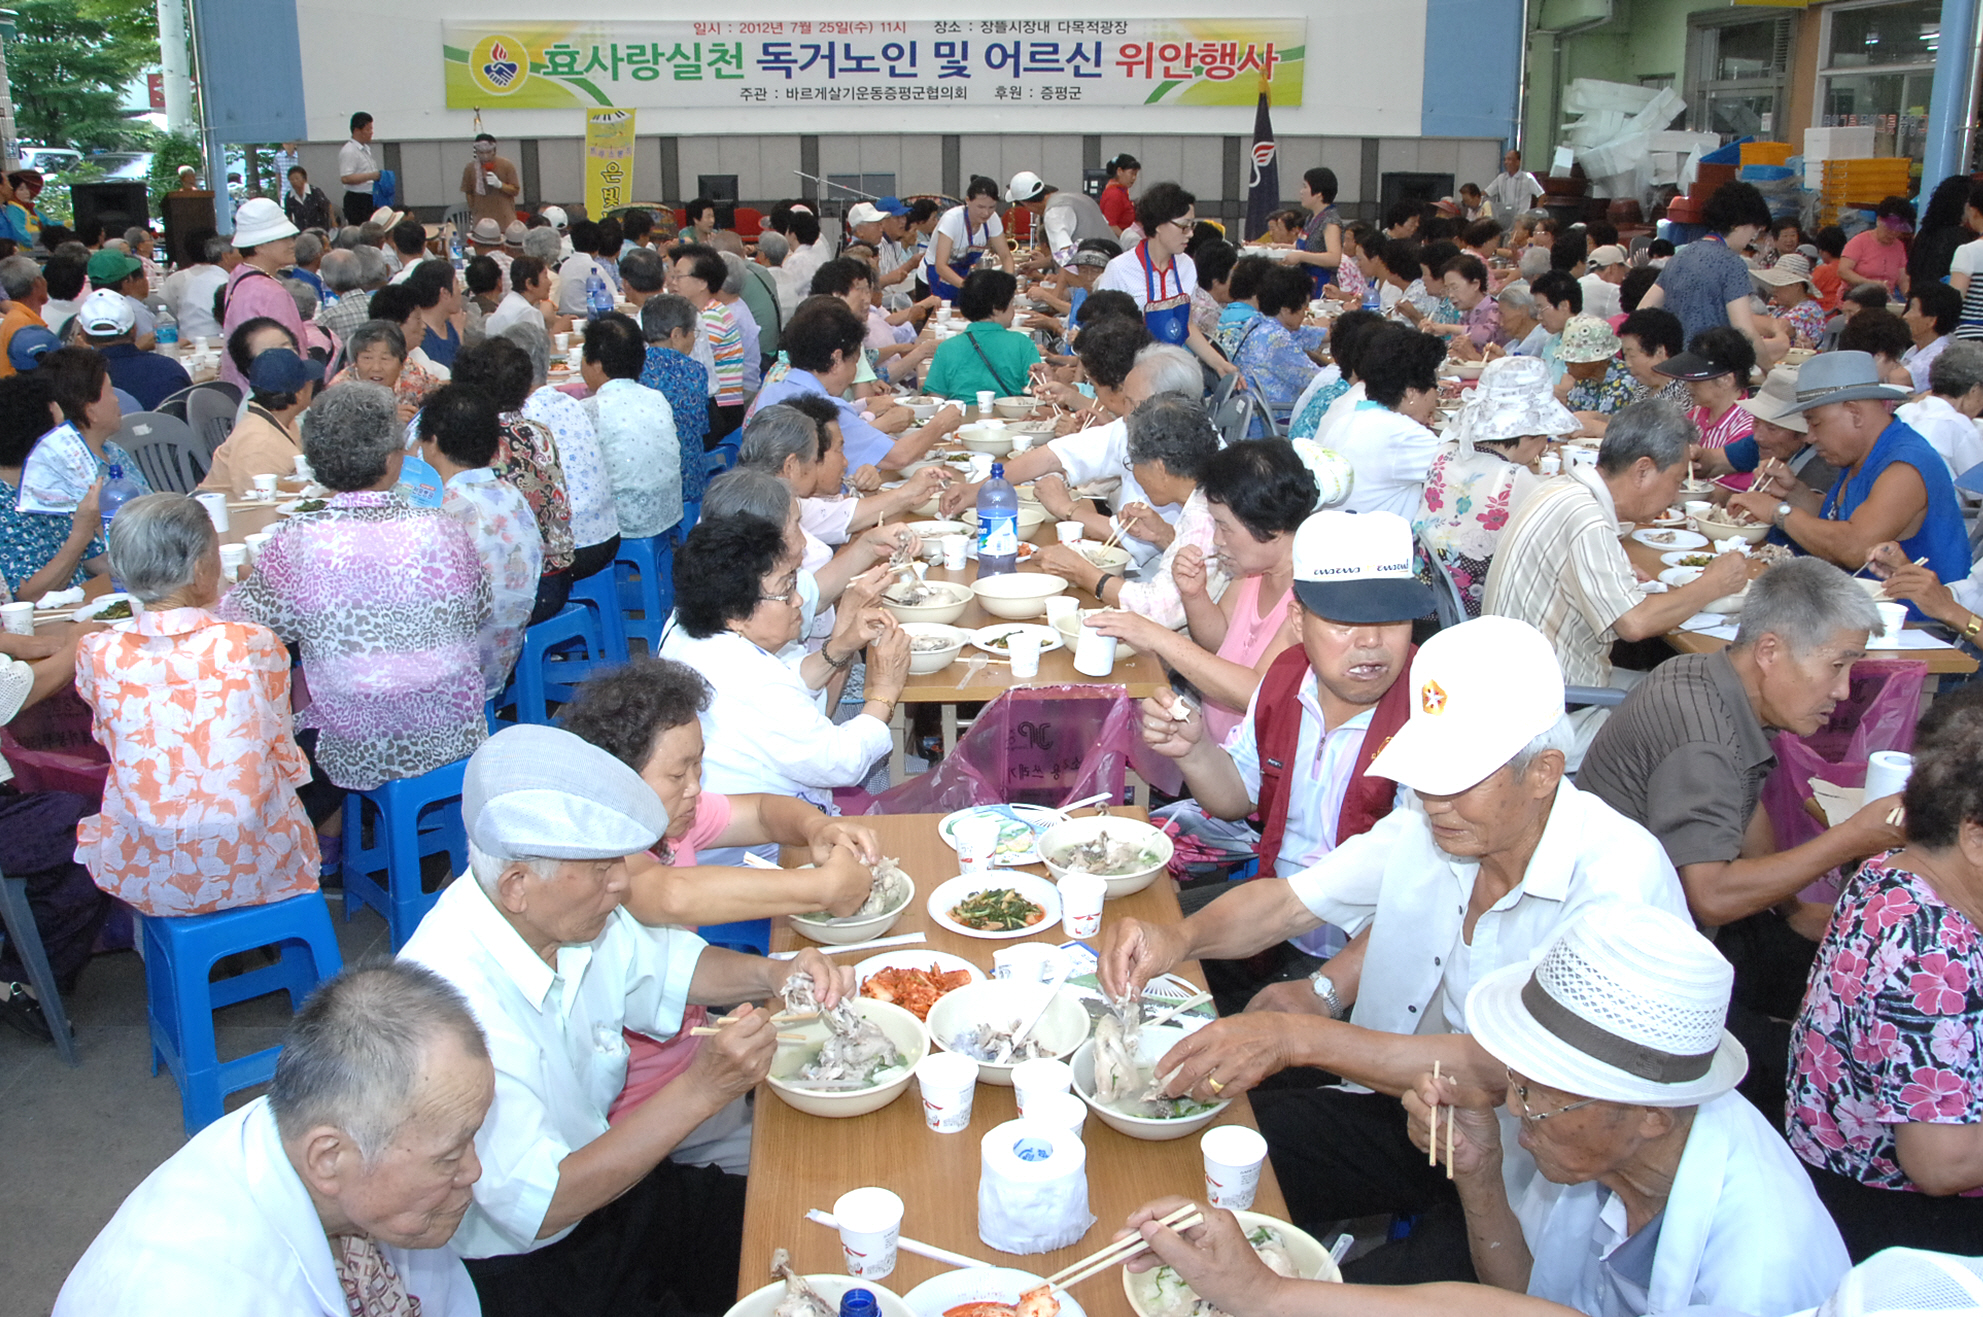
[56,963,491,1317]
[1100,616,1689,1277]
[402,724,851,1317]
[578,312,681,540]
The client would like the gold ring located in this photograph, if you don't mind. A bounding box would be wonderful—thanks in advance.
[1207,1075,1225,1095]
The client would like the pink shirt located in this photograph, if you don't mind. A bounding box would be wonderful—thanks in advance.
[1202,574,1291,747]
[1841,230,1908,291]
[608,790,735,1123]
[218,264,308,389]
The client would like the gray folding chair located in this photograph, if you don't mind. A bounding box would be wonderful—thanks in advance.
[0,865,79,1066]
[117,412,208,493]
[183,383,240,461]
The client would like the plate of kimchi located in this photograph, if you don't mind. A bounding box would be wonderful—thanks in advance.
[854,951,984,1021]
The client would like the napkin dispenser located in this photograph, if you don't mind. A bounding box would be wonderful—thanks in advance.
[978,1118,1093,1255]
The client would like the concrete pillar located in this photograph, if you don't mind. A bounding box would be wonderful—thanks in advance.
[1922,0,1981,198]
[156,0,196,136]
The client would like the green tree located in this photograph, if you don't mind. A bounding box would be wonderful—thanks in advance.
[7,0,159,151]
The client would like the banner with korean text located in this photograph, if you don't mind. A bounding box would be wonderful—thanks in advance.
[444,19,1305,111]
[584,108,636,220]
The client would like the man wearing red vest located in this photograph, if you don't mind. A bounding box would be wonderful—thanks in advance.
[1142,509,1428,990]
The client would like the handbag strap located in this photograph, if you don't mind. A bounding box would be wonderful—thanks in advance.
[964,328,1020,397]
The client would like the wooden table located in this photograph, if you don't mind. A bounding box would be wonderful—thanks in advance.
[739,812,1284,1317]
[1620,533,1978,678]
[887,523,1172,783]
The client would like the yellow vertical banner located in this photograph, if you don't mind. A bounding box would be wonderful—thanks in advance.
[584,108,636,219]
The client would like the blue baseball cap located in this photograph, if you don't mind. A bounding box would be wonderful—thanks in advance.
[248,346,325,393]
[7,325,58,373]
[873,196,911,217]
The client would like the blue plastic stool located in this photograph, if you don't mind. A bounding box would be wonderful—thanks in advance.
[614,534,675,655]
[494,603,609,726]
[566,565,631,666]
[144,892,343,1136]
[340,757,470,950]
[696,918,772,955]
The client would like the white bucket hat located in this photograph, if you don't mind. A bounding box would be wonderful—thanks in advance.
[1449,355,1581,451]
[1365,615,1564,795]
[1815,1249,1983,1317]
[232,197,299,249]
[1466,903,1749,1107]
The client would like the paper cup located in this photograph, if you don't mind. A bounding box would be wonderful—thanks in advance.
[977,389,996,417]
[941,535,968,571]
[833,1186,903,1279]
[1683,500,1713,519]
[1864,750,1914,803]
[955,815,1003,874]
[218,543,248,582]
[917,1052,979,1134]
[0,601,33,636]
[1055,520,1084,546]
[1012,1057,1074,1116]
[1875,601,1908,641]
[993,943,1066,983]
[243,531,274,564]
[554,331,571,352]
[1042,595,1079,627]
[1072,620,1117,677]
[1537,452,1562,476]
[1007,630,1040,679]
[194,491,230,532]
[1024,1089,1088,1139]
[251,474,279,500]
[293,454,313,480]
[1058,871,1106,939]
[1201,1125,1268,1209]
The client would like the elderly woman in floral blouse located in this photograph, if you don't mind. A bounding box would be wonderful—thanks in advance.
[220,381,489,814]
[1414,355,1571,616]
[1557,314,1639,437]
[1428,255,1504,354]
[75,494,319,914]
[1787,706,1983,1259]
[332,319,440,425]
[1213,262,1323,434]
[450,336,576,621]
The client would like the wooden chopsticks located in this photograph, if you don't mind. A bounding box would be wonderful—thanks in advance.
[1041,1203,1202,1292]
[1429,1062,1455,1179]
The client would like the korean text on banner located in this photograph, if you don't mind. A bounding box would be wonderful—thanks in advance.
[585,108,636,220]
[444,19,1306,111]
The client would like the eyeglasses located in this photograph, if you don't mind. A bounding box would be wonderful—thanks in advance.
[1505,1068,1599,1125]
[1164,216,1196,232]
[758,578,801,605]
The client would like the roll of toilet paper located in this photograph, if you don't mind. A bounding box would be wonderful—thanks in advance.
[978,1118,1093,1255]
[1864,750,1914,804]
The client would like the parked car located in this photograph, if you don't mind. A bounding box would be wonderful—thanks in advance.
[17,146,82,175]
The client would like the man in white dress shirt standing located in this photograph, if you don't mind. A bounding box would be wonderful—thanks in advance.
[1099,616,1690,1281]
[339,111,383,227]
[1484,149,1545,231]
[56,962,492,1316]
[402,724,851,1317]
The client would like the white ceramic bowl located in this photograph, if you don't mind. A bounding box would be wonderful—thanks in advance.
[1008,420,1057,439]
[1052,609,1137,658]
[971,572,1070,620]
[1694,514,1771,545]
[904,1269,1089,1317]
[788,875,916,945]
[924,978,1093,1084]
[963,505,1051,536]
[71,591,141,624]
[1122,1214,1337,1317]
[907,519,970,541]
[1658,566,1703,589]
[1070,1022,1231,1140]
[765,998,930,1118]
[993,396,1038,419]
[729,1276,918,1317]
[1445,360,1485,380]
[883,580,973,625]
[958,425,1014,457]
[900,395,945,422]
[1073,540,1131,573]
[902,623,970,675]
[1038,815,1174,898]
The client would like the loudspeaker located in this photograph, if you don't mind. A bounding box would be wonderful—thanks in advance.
[68,181,152,240]
[161,193,217,268]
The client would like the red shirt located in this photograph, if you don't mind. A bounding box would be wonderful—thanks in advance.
[1100,182,1135,231]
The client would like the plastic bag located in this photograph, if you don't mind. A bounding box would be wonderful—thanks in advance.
[1757,659,1926,904]
[866,685,1181,816]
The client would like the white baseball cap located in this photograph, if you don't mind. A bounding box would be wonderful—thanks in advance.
[846,202,886,227]
[1365,615,1565,795]
[1289,510,1432,624]
[1005,171,1048,203]
[77,288,136,336]
[541,205,569,229]
[1586,244,1627,268]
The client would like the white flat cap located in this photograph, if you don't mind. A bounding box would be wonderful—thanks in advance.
[462,725,666,861]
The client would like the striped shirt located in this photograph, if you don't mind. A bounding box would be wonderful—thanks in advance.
[1690,400,1752,451]
[1480,463,1641,688]
[701,301,746,407]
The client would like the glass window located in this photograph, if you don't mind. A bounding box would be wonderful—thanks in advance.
[1825,0,1942,70]
[1819,1,1940,162]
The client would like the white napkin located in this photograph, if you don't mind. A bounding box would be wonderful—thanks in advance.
[34,587,84,610]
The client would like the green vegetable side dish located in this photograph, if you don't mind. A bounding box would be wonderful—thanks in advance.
[947,887,1045,931]
[292,498,327,513]
[95,600,134,620]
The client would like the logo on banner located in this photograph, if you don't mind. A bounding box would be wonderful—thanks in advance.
[1249,139,1277,189]
[471,34,529,96]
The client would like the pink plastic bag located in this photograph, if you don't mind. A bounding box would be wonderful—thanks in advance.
[866,685,1183,816]
[1757,658,1926,904]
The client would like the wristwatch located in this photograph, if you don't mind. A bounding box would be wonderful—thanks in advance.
[1307,970,1342,1019]
[1772,501,1793,530]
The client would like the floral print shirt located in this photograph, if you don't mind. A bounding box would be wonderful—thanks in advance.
[1787,856,1983,1195]
[642,345,711,508]
[1215,304,1321,426]
[1414,442,1541,617]
[581,378,682,539]
[74,607,320,916]
[0,473,103,594]
[1770,299,1829,350]
[218,491,490,792]
[441,468,542,699]
[521,388,619,549]
[492,415,575,574]
[1565,359,1641,415]
[330,361,443,415]
[1290,377,1354,440]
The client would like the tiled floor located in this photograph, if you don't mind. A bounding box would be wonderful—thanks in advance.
[0,894,388,1317]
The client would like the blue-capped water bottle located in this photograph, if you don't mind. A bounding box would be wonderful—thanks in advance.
[975,462,1019,577]
[98,463,144,522]
[586,266,613,321]
[837,1290,879,1317]
[1361,281,1380,313]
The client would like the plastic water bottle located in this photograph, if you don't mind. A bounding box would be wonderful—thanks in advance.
[586,265,613,321]
[838,1292,878,1317]
[99,463,144,521]
[976,462,1020,577]
[154,310,178,350]
[1362,282,1380,313]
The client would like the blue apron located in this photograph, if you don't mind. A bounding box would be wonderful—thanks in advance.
[931,213,990,303]
[1137,242,1192,345]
